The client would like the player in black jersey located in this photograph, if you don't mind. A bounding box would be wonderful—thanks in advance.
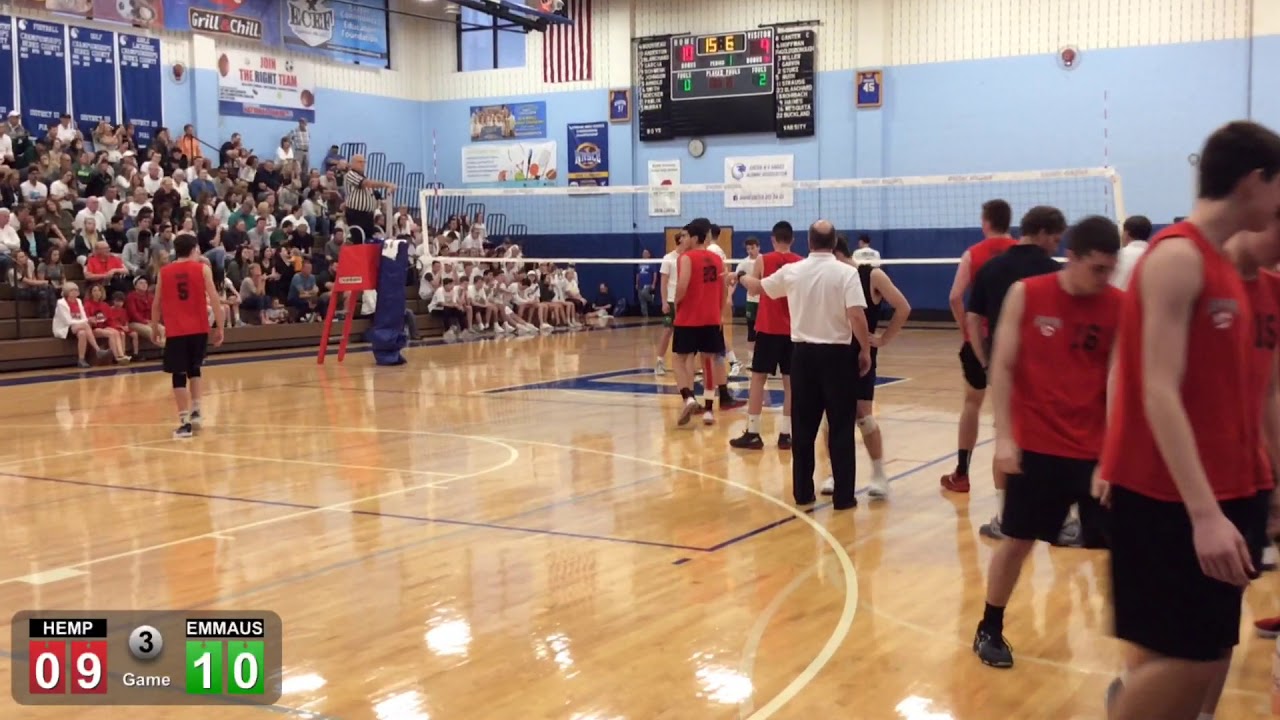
[818,235,912,499]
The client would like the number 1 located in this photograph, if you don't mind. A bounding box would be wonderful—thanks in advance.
[195,652,211,688]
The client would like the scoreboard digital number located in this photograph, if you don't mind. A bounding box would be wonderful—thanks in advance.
[670,30,774,101]
[12,610,283,706]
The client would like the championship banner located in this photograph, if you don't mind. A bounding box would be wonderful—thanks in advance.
[165,0,282,45]
[461,141,557,187]
[16,19,69,139]
[118,34,162,148]
[647,159,680,217]
[91,0,163,29]
[217,48,316,123]
[723,154,795,208]
[468,102,546,142]
[69,27,117,136]
[11,0,91,19]
[282,0,389,68]
[0,17,14,120]
[566,122,608,188]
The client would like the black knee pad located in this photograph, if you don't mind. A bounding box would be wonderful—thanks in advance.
[189,367,202,379]
[172,373,188,389]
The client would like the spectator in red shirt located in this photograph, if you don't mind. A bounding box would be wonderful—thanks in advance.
[84,240,131,295]
[126,276,158,347]
[106,290,140,357]
[83,282,129,363]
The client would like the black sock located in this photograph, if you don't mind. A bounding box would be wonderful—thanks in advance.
[719,384,734,401]
[704,399,713,412]
[957,449,972,475]
[680,387,694,401]
[981,602,1005,632]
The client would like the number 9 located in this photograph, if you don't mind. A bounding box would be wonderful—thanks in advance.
[76,652,101,690]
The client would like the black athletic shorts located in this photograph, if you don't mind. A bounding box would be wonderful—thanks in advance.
[853,345,878,401]
[672,325,725,355]
[751,331,791,375]
[745,301,758,343]
[959,341,987,391]
[1246,488,1273,570]
[1110,486,1254,661]
[1002,450,1106,543]
[163,333,208,376]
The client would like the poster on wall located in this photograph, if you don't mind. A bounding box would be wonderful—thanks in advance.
[647,159,681,217]
[724,155,794,208]
[166,0,282,44]
[16,19,69,139]
[461,141,557,187]
[69,27,118,137]
[217,48,316,123]
[566,122,609,187]
[118,34,162,147]
[12,0,91,19]
[282,0,389,68]
[0,17,14,120]
[92,0,163,28]
[469,102,546,142]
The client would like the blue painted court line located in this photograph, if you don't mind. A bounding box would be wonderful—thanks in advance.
[699,438,996,554]
[0,322,659,389]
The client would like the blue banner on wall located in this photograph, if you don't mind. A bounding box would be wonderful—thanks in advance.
[0,17,14,120]
[469,102,547,142]
[68,27,117,137]
[165,0,281,45]
[566,122,609,187]
[16,19,68,139]
[282,0,389,68]
[118,34,162,149]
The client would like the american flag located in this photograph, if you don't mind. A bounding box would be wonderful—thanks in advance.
[542,0,592,84]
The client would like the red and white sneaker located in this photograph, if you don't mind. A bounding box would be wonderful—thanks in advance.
[941,472,971,493]
[1255,615,1280,638]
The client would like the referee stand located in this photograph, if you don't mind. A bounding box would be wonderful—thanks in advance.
[317,238,381,365]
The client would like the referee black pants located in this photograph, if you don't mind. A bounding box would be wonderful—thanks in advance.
[791,342,858,509]
[344,208,377,244]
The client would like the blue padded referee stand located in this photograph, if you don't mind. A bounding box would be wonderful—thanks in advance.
[369,238,410,366]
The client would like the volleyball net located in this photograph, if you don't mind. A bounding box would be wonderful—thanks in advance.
[418,167,1125,315]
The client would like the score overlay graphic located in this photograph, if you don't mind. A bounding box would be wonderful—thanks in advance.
[11,610,283,706]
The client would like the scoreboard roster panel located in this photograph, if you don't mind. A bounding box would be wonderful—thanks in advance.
[12,610,283,706]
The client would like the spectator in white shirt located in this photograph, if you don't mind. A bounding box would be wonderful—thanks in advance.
[0,127,13,165]
[115,165,136,194]
[19,169,48,204]
[460,226,484,256]
[142,164,164,196]
[53,114,79,145]
[429,277,469,340]
[50,172,75,208]
[98,187,121,223]
[172,169,191,206]
[1111,215,1152,290]
[125,188,152,219]
[73,198,106,234]
[0,209,17,280]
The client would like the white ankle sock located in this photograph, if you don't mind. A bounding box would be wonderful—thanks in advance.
[779,416,791,434]
[872,459,885,477]
[1197,713,1214,720]
[747,414,761,433]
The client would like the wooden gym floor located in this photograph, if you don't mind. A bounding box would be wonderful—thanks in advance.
[0,325,1274,720]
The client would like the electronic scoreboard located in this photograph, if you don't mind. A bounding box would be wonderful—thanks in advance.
[637,27,816,140]
[11,610,283,706]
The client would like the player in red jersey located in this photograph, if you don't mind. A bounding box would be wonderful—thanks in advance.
[942,199,1017,493]
[152,233,224,439]
[969,216,1121,669]
[1193,220,1280,720]
[673,218,731,426]
[730,221,801,449]
[1101,121,1280,720]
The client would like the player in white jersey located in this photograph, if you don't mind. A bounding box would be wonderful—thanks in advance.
[852,233,882,267]
[708,224,744,376]
[1110,215,1152,290]
[740,237,762,367]
[655,233,689,375]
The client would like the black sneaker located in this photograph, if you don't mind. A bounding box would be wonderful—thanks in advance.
[719,395,745,410]
[777,433,792,450]
[173,423,194,439]
[189,409,203,426]
[973,624,1013,668]
[729,431,764,449]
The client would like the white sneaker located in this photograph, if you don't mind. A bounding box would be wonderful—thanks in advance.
[655,360,667,376]
[503,322,516,333]
[868,473,890,500]
[443,328,456,342]
[539,323,553,333]
[702,410,714,425]
[729,361,743,377]
[820,476,835,495]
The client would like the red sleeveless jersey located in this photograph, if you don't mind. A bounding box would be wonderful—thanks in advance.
[1099,221,1257,501]
[159,261,210,338]
[1012,274,1121,459]
[1246,271,1280,491]
[675,248,723,327]
[754,251,802,335]
[964,236,1016,341]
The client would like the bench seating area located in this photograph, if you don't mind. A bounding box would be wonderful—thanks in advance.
[0,281,446,372]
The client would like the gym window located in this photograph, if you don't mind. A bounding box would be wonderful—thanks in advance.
[457,6,527,72]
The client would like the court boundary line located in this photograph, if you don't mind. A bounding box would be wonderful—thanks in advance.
[132,444,459,480]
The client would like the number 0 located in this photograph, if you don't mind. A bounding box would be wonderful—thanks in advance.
[35,652,60,690]
[233,652,259,689]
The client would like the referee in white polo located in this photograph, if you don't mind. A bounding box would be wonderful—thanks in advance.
[343,154,396,244]
[742,220,872,510]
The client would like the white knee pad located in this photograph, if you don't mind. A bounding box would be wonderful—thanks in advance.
[856,414,878,439]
